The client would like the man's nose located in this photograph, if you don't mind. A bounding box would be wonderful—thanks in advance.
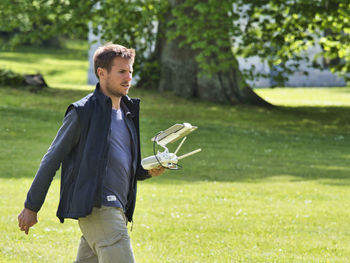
[125,73,132,81]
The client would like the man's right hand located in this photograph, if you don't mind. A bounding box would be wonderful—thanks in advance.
[18,208,38,235]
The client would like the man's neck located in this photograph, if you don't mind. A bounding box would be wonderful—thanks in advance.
[110,96,121,110]
[99,83,122,109]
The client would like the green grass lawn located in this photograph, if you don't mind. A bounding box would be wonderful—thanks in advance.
[1,41,350,262]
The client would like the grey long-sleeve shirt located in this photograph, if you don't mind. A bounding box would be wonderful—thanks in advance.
[25,109,80,212]
[102,108,133,211]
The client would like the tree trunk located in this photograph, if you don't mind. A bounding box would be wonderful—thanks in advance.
[138,0,272,107]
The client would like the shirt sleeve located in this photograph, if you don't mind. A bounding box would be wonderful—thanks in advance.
[136,166,152,181]
[24,108,80,212]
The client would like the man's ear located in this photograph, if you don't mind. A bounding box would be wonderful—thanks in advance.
[97,67,105,79]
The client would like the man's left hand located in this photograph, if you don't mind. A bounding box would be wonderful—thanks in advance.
[148,166,166,177]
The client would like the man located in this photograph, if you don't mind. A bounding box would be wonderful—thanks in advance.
[18,43,165,262]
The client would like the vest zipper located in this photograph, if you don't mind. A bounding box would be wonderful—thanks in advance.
[99,99,112,207]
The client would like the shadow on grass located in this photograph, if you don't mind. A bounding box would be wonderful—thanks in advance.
[1,87,349,187]
[0,44,87,61]
[151,160,350,185]
[0,85,91,101]
[274,105,350,130]
[143,104,350,186]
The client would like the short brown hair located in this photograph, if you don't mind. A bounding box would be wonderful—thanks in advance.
[93,43,135,79]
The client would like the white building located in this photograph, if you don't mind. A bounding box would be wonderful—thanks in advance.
[237,45,346,87]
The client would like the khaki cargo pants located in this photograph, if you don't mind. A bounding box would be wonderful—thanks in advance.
[74,206,135,263]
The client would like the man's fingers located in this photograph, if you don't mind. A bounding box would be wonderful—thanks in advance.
[20,224,33,235]
[18,209,38,235]
[18,213,23,228]
[149,166,166,176]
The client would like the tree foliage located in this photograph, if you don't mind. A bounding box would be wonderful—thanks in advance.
[0,0,92,46]
[1,0,349,89]
[167,0,350,84]
[88,0,167,77]
[236,0,350,83]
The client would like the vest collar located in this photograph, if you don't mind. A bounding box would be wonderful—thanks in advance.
[94,82,136,107]
[93,83,110,102]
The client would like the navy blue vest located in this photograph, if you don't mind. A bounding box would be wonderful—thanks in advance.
[56,84,150,223]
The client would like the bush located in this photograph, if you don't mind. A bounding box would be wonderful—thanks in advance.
[0,69,48,91]
[0,69,25,86]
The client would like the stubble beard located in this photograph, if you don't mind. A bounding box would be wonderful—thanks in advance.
[105,81,128,98]
[106,85,124,98]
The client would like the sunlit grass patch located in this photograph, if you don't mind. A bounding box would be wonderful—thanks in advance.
[256,87,350,107]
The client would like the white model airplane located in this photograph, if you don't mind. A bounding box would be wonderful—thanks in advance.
[141,123,202,170]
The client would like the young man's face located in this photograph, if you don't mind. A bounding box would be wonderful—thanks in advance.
[99,57,133,98]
